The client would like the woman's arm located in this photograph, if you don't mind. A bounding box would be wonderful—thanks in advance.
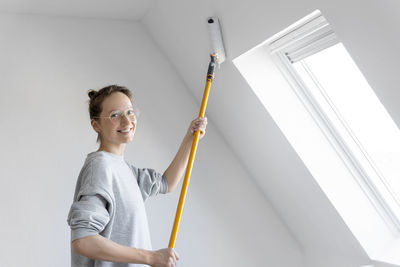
[72,235,179,267]
[163,117,207,192]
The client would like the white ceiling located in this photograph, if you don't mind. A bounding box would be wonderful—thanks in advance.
[0,0,152,20]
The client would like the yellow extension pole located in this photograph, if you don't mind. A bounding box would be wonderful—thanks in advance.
[168,55,216,248]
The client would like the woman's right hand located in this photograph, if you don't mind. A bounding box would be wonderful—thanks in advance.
[149,248,179,267]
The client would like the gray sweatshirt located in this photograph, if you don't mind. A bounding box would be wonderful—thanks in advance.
[67,151,168,267]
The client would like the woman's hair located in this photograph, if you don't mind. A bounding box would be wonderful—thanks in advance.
[88,84,133,142]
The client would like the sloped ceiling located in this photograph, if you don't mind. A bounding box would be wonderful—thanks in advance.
[141,0,400,265]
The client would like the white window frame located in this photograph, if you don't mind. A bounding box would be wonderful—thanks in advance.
[268,10,400,234]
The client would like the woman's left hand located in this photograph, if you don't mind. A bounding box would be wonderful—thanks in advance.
[187,117,207,139]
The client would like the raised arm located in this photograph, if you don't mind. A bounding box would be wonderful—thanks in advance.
[163,117,207,192]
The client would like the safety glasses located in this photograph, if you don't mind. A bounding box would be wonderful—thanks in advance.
[93,108,139,125]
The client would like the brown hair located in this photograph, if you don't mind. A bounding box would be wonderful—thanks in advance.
[88,84,133,142]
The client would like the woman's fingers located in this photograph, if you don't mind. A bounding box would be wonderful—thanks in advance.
[191,117,207,136]
[152,248,179,267]
[187,117,208,140]
[171,249,179,265]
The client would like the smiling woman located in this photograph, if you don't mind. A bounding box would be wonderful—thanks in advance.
[67,85,207,267]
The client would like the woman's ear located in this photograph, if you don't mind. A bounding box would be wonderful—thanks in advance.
[91,119,101,133]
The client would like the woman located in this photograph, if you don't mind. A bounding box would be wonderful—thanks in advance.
[67,85,207,267]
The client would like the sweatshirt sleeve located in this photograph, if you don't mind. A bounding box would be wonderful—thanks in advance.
[130,165,168,201]
[67,161,115,242]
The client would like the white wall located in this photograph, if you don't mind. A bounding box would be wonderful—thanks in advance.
[0,13,303,266]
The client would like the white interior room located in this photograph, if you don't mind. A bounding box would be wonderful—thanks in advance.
[0,0,399,267]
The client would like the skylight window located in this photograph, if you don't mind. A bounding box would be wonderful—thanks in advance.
[292,43,400,229]
[233,9,400,265]
[261,9,400,233]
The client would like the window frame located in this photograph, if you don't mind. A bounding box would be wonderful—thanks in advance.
[268,10,400,234]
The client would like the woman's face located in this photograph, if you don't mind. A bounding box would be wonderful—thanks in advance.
[92,92,137,150]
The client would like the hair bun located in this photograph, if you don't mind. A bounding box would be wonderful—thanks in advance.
[88,89,97,100]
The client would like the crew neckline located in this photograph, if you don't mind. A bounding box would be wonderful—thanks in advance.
[88,150,125,161]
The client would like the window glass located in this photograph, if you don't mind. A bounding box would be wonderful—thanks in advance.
[292,43,400,220]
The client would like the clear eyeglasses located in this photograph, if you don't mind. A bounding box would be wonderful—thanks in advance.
[93,108,139,125]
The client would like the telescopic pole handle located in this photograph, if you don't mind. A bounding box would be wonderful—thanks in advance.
[168,55,216,248]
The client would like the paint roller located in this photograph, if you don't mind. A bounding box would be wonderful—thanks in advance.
[207,17,226,65]
[168,16,227,249]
